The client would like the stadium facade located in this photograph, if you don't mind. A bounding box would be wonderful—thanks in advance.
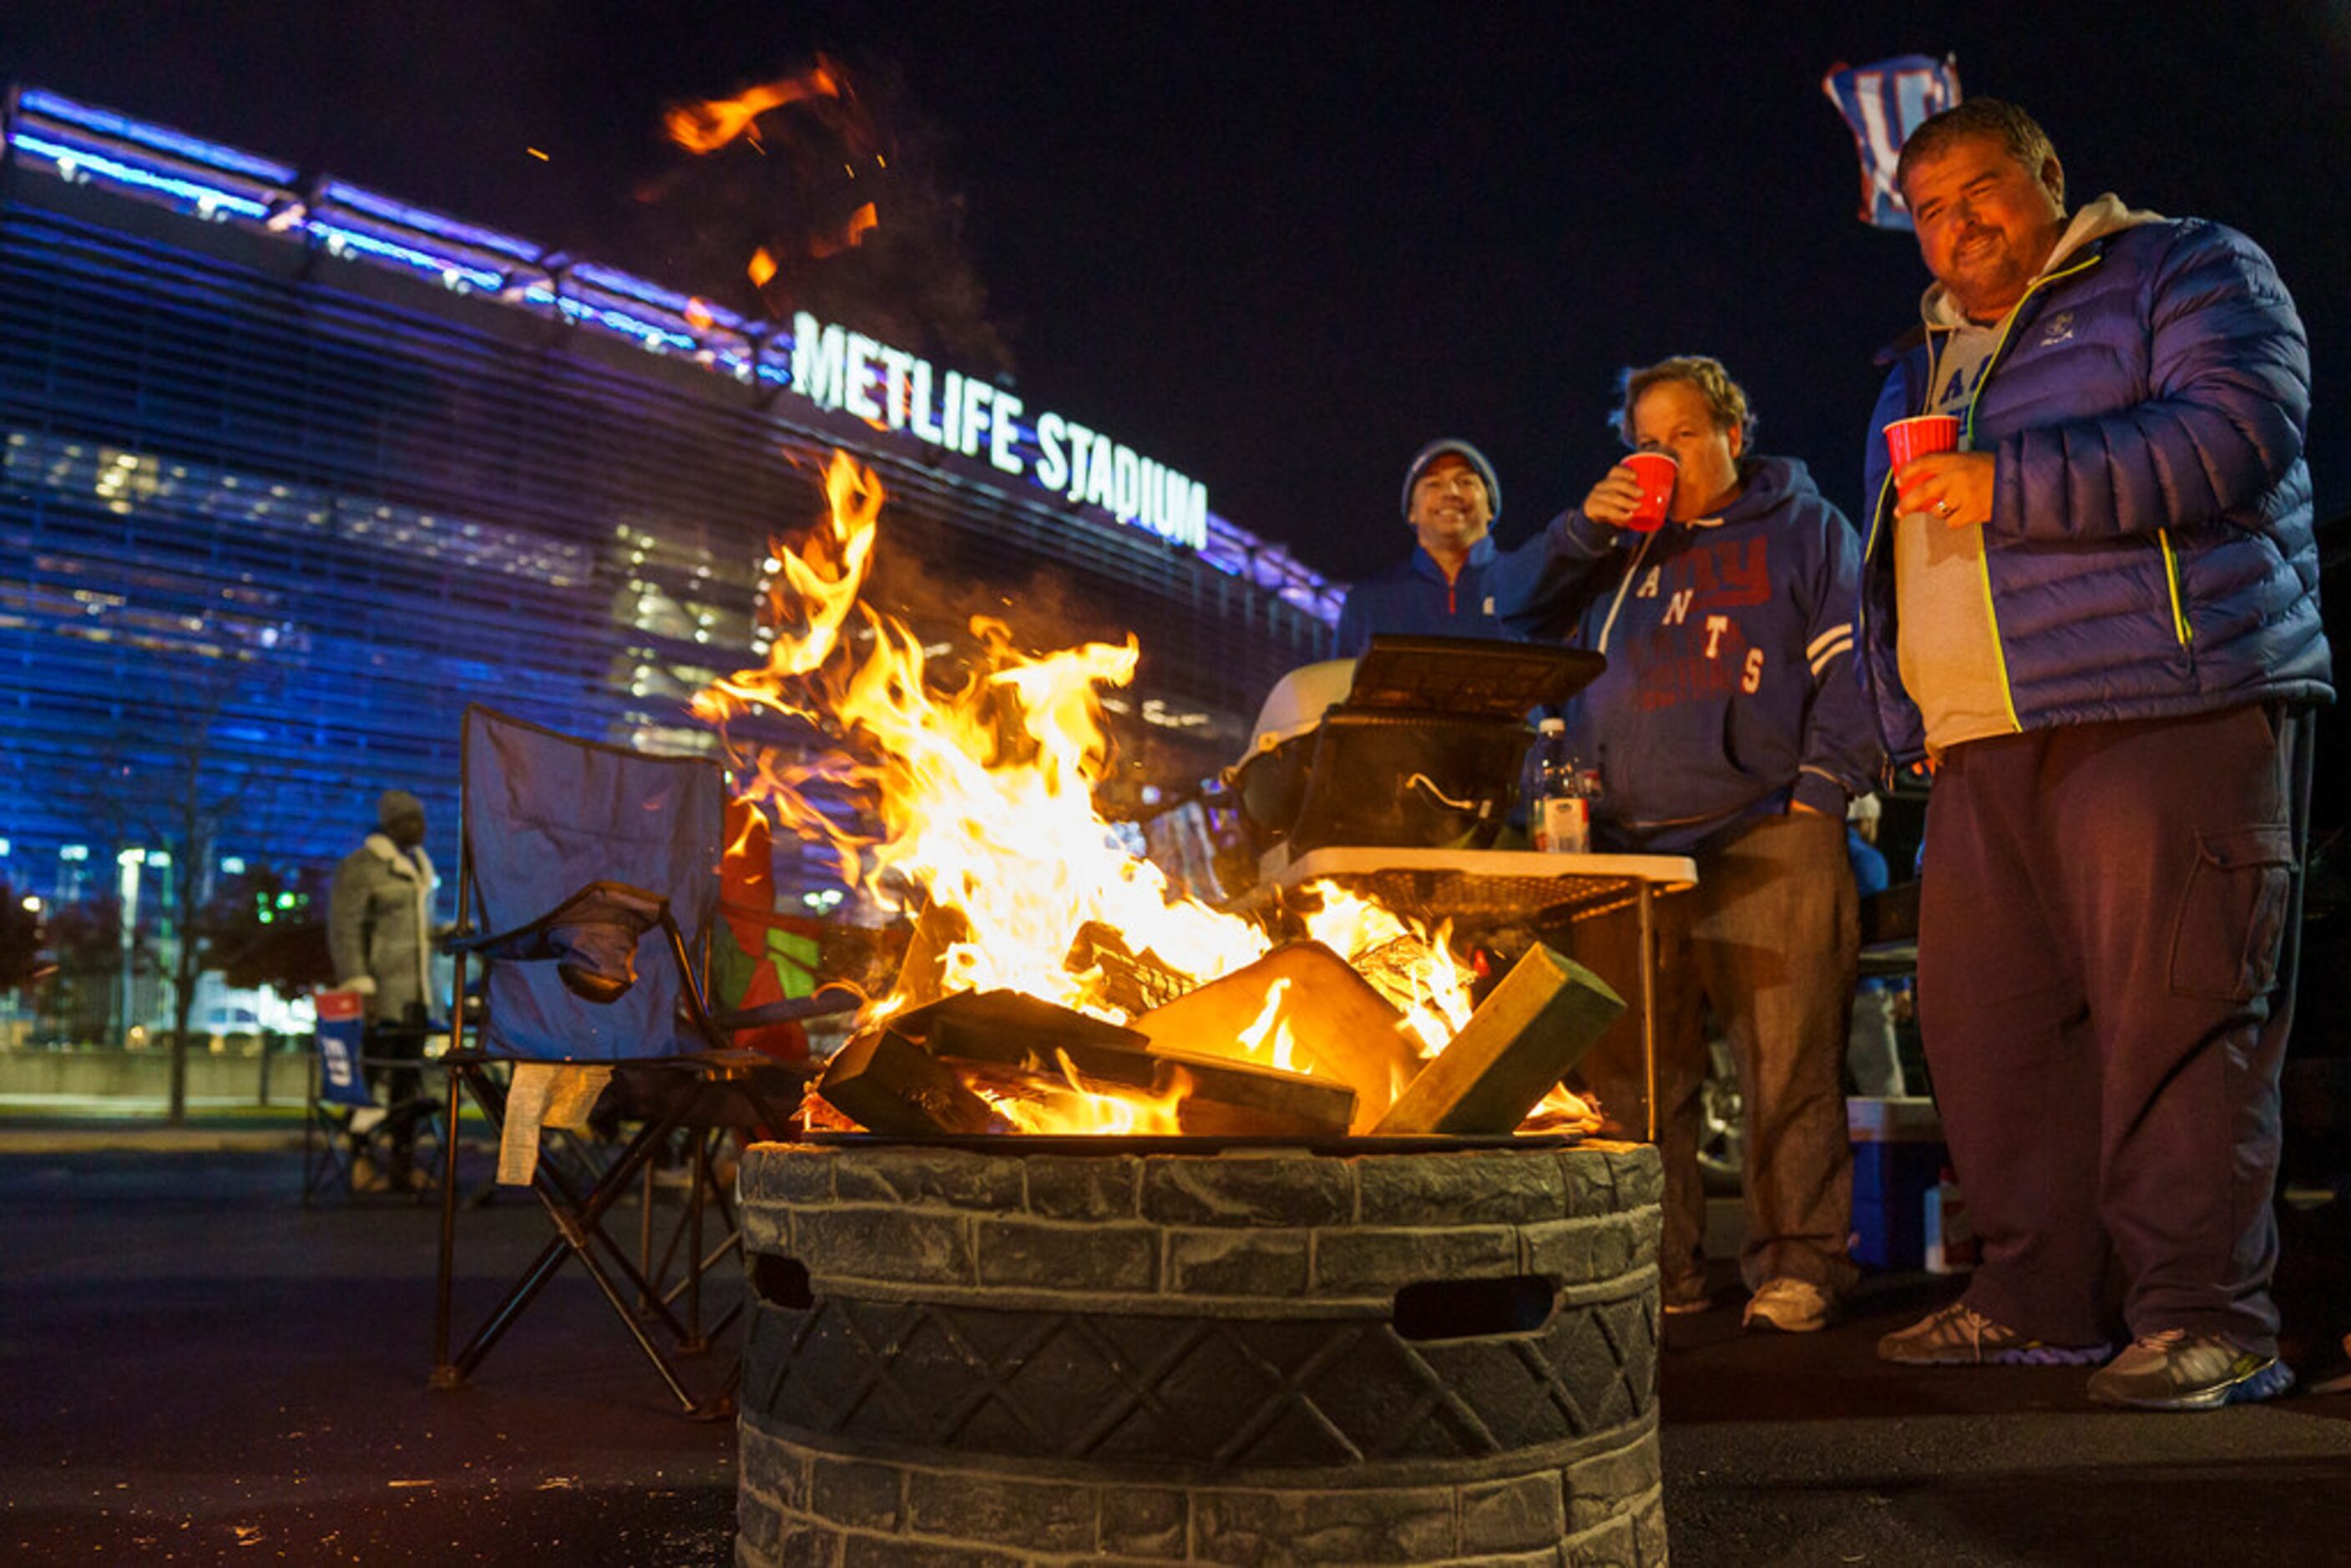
[0,87,1337,923]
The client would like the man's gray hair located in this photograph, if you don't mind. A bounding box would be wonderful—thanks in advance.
[1895,99,2064,207]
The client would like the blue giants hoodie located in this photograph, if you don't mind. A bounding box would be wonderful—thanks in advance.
[1530,456,1878,855]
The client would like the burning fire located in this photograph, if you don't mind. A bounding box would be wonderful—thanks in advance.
[665,61,848,155]
[809,201,879,258]
[695,453,1595,1136]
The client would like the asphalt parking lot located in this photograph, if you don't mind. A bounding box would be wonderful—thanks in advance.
[3,1125,2346,1565]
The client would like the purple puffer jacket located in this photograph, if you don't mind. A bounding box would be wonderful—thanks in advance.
[1858,215,2332,763]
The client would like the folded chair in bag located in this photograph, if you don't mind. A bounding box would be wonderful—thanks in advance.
[427,705,855,1416]
[303,989,447,1203]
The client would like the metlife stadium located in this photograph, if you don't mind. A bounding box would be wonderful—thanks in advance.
[0,87,1339,911]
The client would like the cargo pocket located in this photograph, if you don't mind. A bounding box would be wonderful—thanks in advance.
[2166,824,2295,1001]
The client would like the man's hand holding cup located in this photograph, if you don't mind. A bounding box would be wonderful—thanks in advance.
[1885,414,1995,529]
[1583,450,1679,534]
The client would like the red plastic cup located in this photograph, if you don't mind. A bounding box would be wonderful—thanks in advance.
[1620,451,1679,532]
[1883,413,1960,468]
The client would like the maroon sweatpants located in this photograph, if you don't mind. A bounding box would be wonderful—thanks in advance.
[1919,703,2308,1353]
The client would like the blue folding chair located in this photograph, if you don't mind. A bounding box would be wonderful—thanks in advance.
[428,705,853,1415]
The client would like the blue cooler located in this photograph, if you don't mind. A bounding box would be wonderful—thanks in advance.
[1848,1095,1948,1270]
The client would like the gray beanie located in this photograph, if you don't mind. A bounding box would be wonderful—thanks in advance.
[377,789,425,828]
[1400,438,1500,524]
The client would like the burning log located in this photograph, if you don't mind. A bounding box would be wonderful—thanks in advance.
[1129,941,1421,1133]
[897,988,1356,1140]
[815,1027,998,1136]
[888,901,971,1012]
[1373,943,1623,1136]
[887,988,1155,1077]
[1064,921,1197,1014]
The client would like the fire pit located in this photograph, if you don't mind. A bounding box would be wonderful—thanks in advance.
[735,1134,1666,1565]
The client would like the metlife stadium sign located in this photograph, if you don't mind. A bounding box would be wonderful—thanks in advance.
[787,312,1209,550]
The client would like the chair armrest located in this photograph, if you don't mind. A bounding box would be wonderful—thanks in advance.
[442,881,670,1003]
[711,984,862,1034]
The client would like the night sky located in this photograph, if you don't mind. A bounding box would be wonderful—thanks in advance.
[6,1,2347,587]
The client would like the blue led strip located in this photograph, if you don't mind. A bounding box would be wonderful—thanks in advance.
[20,87,299,185]
[13,133,271,220]
[317,179,544,264]
[306,220,506,292]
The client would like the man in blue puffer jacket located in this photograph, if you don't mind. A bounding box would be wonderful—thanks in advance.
[1530,357,1879,1334]
[1861,99,2331,1411]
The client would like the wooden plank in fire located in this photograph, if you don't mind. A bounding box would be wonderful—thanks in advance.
[889,900,971,1012]
[1373,943,1624,1136]
[1065,922,1198,1014]
[901,988,1356,1139]
[1158,1048,1355,1138]
[816,1026,999,1136]
[1129,941,1420,1135]
[888,988,1155,1084]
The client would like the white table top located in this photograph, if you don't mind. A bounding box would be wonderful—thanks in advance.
[1236,845,1697,924]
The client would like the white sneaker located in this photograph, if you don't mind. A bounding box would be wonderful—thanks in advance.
[1743,1277,1833,1333]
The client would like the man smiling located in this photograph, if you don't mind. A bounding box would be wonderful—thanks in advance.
[1859,99,2330,1410]
[1336,440,1550,655]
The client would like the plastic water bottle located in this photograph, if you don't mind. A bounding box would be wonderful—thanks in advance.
[1529,718,1595,854]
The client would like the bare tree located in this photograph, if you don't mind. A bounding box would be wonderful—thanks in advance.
[83,668,265,1124]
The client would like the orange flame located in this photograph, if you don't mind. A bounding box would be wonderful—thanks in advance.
[747,247,780,288]
[665,61,846,155]
[809,201,879,259]
[979,1054,1192,1136]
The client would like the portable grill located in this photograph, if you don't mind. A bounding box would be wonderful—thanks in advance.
[1229,635,1604,868]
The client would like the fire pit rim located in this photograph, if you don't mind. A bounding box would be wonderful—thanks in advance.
[796,1130,1581,1157]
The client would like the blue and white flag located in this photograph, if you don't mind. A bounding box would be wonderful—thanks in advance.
[1822,54,1962,230]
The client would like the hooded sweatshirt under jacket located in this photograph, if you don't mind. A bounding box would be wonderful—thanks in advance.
[1529,456,1878,856]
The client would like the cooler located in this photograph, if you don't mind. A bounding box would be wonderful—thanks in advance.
[1848,1095,1948,1270]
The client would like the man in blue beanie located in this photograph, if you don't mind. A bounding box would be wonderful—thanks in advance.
[1335,439,1567,655]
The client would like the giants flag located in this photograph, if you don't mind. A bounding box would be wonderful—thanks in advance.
[1823,54,1962,230]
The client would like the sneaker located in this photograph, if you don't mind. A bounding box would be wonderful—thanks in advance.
[1743,1277,1833,1333]
[2086,1329,2297,1412]
[1877,1299,2110,1366]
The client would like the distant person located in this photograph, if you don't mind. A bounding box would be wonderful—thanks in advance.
[328,789,441,1191]
[1538,356,1877,1333]
[1858,99,2329,1410]
[1335,439,1563,655]
[1843,793,1907,1099]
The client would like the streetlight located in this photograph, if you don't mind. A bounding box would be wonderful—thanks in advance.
[118,848,144,1048]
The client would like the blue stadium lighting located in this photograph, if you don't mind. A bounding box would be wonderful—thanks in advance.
[11,132,270,221]
[571,260,732,325]
[317,179,544,265]
[306,220,506,292]
[554,295,697,354]
[19,87,299,185]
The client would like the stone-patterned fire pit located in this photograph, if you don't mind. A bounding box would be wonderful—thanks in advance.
[735,1136,1664,1565]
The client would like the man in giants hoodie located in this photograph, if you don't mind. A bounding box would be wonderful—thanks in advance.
[1535,356,1878,1333]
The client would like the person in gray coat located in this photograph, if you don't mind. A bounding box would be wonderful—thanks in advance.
[329,790,438,1024]
[327,789,441,1188]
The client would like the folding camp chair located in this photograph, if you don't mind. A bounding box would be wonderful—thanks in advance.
[427,705,854,1417]
[303,989,448,1204]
